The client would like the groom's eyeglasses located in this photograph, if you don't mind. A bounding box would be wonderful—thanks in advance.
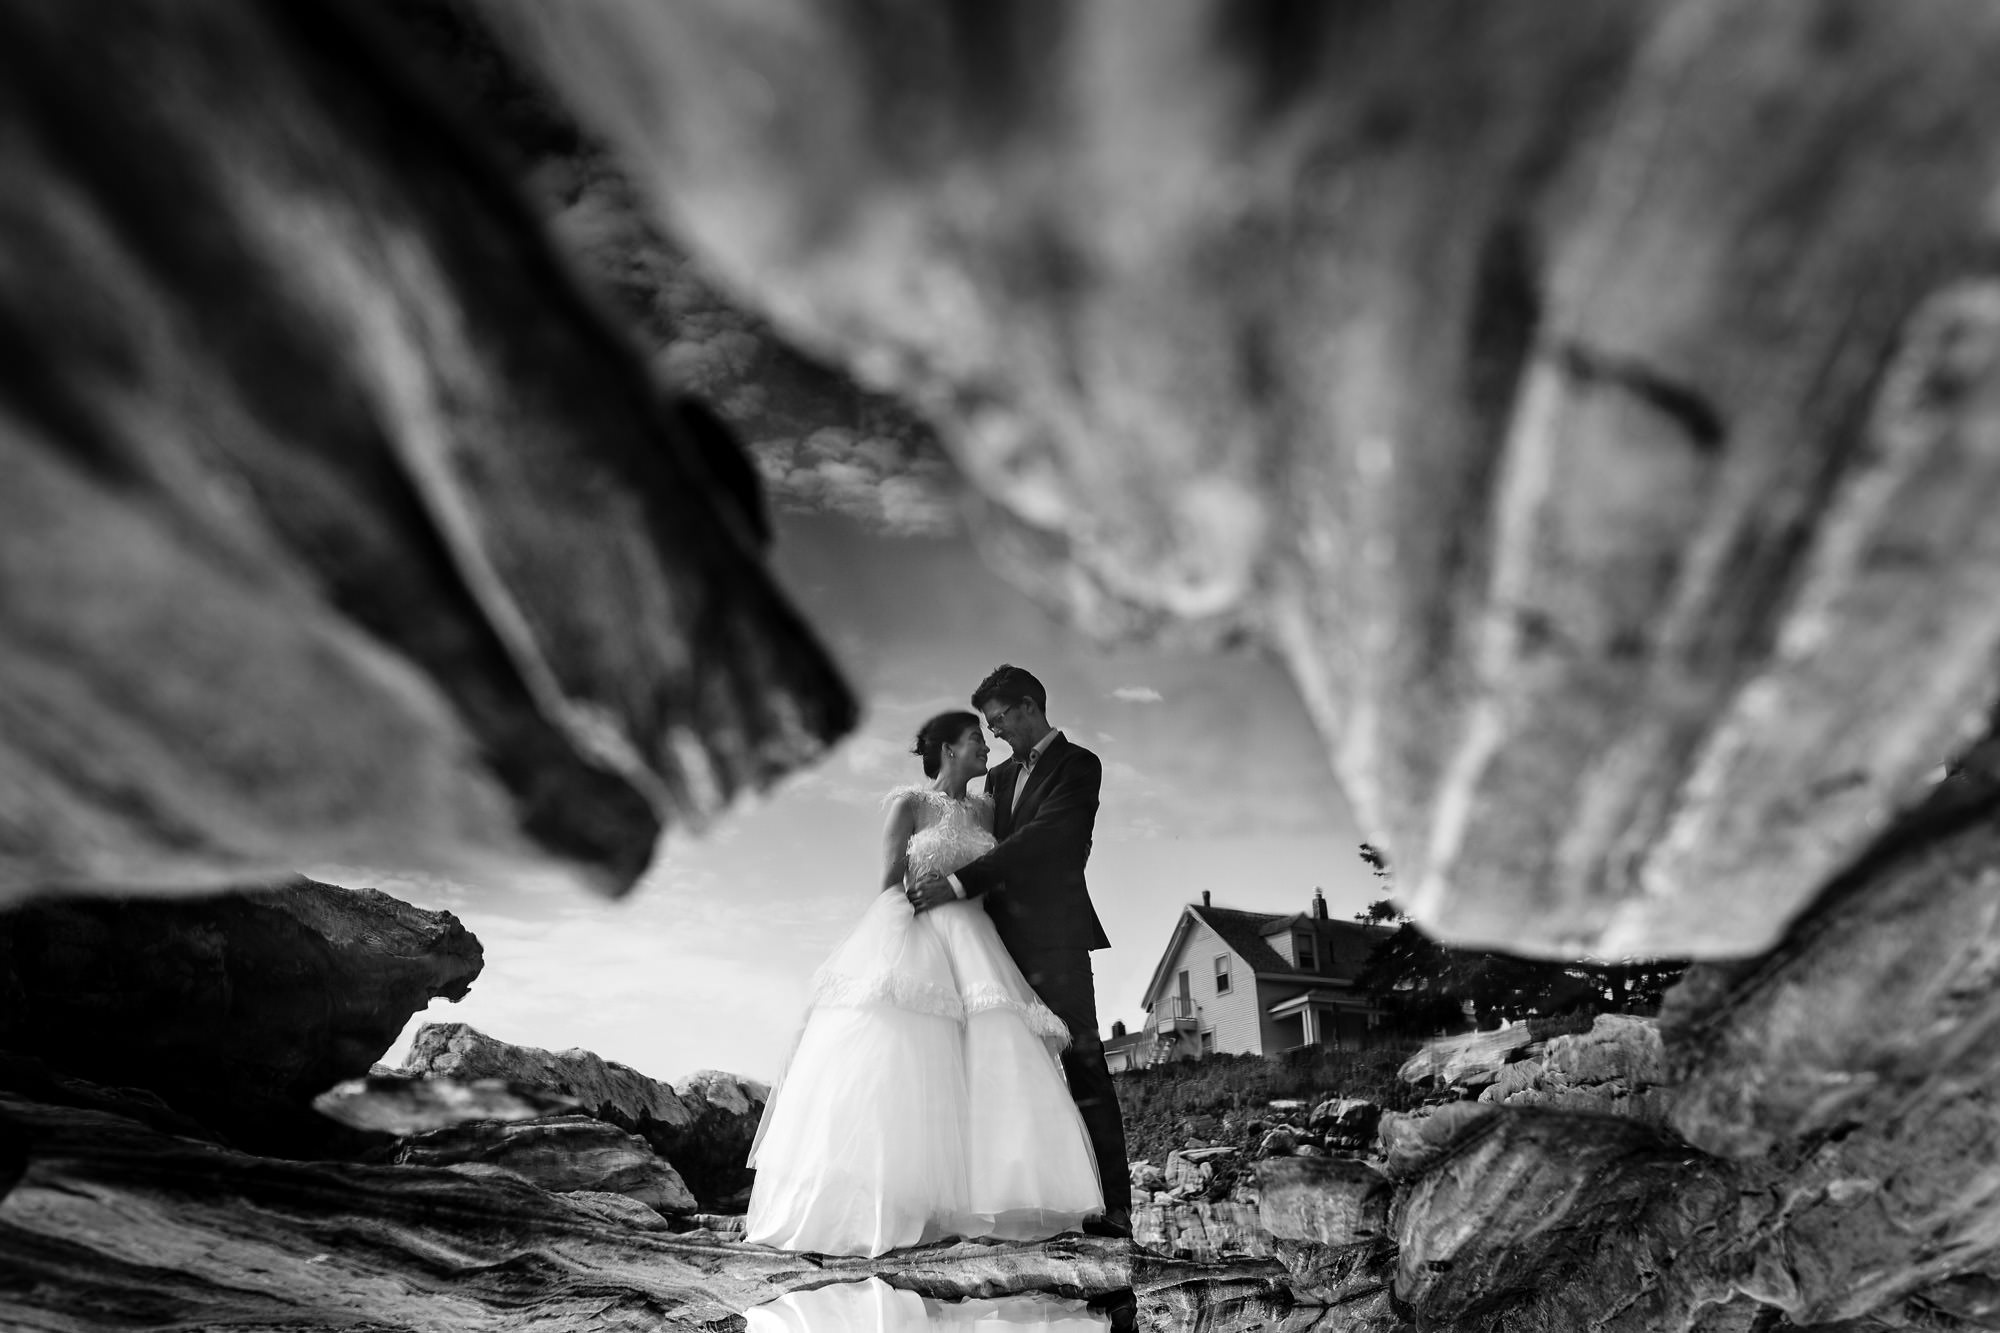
[981,701,1022,732]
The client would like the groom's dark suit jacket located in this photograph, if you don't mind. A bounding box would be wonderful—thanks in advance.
[955,733,1111,954]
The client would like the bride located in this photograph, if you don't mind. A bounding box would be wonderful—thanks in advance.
[743,710,1105,1257]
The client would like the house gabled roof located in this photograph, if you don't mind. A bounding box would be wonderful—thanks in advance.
[1257,913,1386,978]
[1198,906,1299,976]
[1140,901,1394,1007]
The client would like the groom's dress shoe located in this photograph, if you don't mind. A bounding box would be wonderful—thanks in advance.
[1081,1210,1132,1240]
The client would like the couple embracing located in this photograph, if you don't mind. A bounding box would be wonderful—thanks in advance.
[744,664,1132,1256]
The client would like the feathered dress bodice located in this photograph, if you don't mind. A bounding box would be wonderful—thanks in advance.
[898,785,998,883]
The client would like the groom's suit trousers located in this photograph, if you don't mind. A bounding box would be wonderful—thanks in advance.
[1013,946,1131,1214]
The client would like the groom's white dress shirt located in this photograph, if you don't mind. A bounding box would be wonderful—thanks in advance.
[949,728,1062,899]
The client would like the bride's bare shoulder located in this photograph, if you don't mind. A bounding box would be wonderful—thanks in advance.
[881,783,933,807]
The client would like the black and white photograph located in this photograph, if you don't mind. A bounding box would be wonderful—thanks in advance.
[6,2,2000,1330]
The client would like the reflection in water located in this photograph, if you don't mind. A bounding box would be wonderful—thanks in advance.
[745,1277,1111,1331]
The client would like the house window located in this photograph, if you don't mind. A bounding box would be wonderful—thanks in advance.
[1200,1030,1215,1054]
[1295,932,1318,971]
[1214,954,1232,994]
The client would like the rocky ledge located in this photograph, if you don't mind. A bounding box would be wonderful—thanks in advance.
[0,878,481,1158]
[400,1021,768,1211]
[1,1088,1146,1329]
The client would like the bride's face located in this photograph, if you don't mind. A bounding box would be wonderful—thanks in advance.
[949,722,989,775]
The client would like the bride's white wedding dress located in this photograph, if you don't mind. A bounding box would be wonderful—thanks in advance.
[744,785,1104,1257]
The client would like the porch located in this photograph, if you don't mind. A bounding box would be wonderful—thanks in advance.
[1267,988,1377,1051]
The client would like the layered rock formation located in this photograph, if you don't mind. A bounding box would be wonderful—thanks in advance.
[12,1,2000,1329]
[486,0,2000,965]
[0,1088,1141,1330]
[390,1114,697,1215]
[402,1021,767,1209]
[0,0,855,903]
[0,878,479,1156]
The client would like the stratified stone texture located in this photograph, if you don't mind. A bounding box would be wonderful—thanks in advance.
[1256,1157,1393,1250]
[0,879,479,1157]
[0,0,855,903]
[1131,1199,1273,1264]
[488,0,2000,962]
[390,1114,696,1216]
[401,1021,765,1209]
[0,1089,1136,1331]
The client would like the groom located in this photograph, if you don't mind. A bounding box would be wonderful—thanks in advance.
[907,663,1133,1236]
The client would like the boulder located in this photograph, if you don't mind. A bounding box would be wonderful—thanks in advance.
[0,879,480,1156]
[402,1022,691,1136]
[1478,1058,1548,1105]
[670,1069,772,1209]
[391,1114,696,1215]
[1255,1128,1298,1159]
[1463,1017,1678,1133]
[1163,1150,1215,1195]
[399,1023,764,1208]
[1542,1014,1667,1089]
[1309,1097,1384,1144]
[1130,1161,1168,1194]
[1376,1102,1499,1181]
[1131,1200,1273,1263]
[1398,1027,1536,1090]
[1256,1157,1394,1248]
[1390,1109,1729,1328]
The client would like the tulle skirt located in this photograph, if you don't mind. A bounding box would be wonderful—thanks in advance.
[745,890,1103,1257]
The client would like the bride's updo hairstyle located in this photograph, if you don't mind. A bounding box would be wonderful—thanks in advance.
[913,710,982,778]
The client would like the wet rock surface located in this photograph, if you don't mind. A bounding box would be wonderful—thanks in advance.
[390,1114,697,1216]
[0,1088,1136,1331]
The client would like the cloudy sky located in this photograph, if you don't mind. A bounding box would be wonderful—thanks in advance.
[333,129,1379,1087]
[362,488,1376,1085]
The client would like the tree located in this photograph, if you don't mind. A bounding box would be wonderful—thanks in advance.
[1351,841,1685,1032]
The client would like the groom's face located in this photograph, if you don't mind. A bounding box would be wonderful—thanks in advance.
[982,700,1025,754]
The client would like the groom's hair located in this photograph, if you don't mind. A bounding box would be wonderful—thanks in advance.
[972,664,1046,715]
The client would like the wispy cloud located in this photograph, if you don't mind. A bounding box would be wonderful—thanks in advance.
[753,429,957,537]
[1112,686,1164,704]
[840,733,913,779]
[532,156,962,541]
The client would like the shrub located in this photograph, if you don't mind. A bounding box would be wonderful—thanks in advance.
[1114,1043,1424,1163]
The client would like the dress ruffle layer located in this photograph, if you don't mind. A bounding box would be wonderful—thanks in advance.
[745,788,1103,1257]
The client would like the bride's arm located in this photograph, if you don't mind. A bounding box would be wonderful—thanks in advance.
[880,792,920,891]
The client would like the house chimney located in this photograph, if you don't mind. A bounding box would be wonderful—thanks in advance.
[1111,1020,1126,1039]
[1313,888,1328,920]
[1201,890,1211,907]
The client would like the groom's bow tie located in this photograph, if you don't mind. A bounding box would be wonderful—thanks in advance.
[1018,748,1039,770]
